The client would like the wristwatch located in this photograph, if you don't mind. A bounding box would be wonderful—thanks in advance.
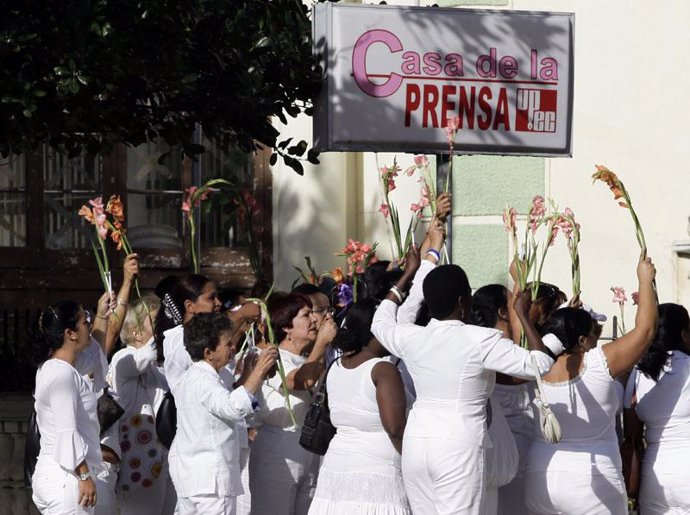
[78,471,92,481]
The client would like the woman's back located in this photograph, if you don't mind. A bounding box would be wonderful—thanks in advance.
[539,347,619,447]
[328,358,386,434]
[631,351,690,444]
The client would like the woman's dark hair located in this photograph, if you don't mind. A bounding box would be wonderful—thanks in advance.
[153,274,212,362]
[184,312,233,362]
[638,303,690,381]
[528,282,566,332]
[269,293,312,343]
[415,301,431,326]
[423,264,472,319]
[470,284,509,328]
[30,300,81,366]
[541,308,593,352]
[332,299,378,354]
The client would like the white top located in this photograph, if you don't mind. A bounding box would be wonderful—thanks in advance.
[257,349,312,430]
[168,360,254,497]
[527,347,621,475]
[163,325,192,396]
[371,262,554,446]
[34,359,102,471]
[109,340,168,419]
[328,358,387,433]
[74,336,108,393]
[625,351,690,445]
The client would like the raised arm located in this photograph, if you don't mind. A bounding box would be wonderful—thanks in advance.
[603,253,657,378]
[397,216,447,323]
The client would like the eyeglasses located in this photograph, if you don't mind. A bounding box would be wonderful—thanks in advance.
[84,310,93,326]
[312,307,334,317]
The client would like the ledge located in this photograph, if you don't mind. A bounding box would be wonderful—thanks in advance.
[673,241,690,258]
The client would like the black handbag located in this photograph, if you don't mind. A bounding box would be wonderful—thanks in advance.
[299,360,337,455]
[97,387,125,435]
[156,390,177,449]
[23,407,40,487]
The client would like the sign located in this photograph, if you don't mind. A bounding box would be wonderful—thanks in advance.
[313,3,574,156]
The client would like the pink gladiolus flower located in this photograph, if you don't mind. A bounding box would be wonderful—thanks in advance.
[181,200,191,213]
[387,177,396,193]
[380,166,389,177]
[414,155,429,167]
[611,286,627,304]
[404,165,416,176]
[631,291,640,305]
[529,195,546,233]
[361,244,371,253]
[378,203,390,218]
[355,265,364,274]
[549,224,559,246]
[502,207,517,233]
[445,117,460,146]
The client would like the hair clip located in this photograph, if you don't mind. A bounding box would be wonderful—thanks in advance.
[162,293,183,325]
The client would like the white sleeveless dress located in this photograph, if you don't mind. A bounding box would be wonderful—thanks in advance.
[309,358,411,515]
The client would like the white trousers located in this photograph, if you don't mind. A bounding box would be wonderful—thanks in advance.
[93,462,118,515]
[402,436,486,515]
[177,494,237,515]
[32,460,103,515]
[249,425,319,515]
[525,468,626,515]
[236,447,251,515]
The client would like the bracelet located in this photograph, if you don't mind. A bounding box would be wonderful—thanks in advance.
[426,248,441,261]
[389,287,403,304]
[116,298,128,307]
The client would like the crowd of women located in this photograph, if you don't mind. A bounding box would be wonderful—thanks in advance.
[27,192,690,514]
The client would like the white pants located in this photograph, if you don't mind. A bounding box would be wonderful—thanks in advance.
[525,468,626,515]
[177,494,236,515]
[32,459,102,515]
[249,426,319,515]
[236,447,251,515]
[402,436,486,515]
[93,462,118,515]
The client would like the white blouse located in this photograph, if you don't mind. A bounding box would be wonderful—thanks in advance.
[109,340,168,419]
[256,349,313,430]
[626,351,690,445]
[169,360,255,498]
[371,261,553,447]
[163,325,192,395]
[34,359,102,471]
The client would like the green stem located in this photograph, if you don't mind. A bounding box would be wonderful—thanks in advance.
[248,300,297,427]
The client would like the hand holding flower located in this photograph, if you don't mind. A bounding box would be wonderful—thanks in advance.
[435,193,452,221]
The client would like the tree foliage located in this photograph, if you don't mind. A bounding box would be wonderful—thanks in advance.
[0,0,325,173]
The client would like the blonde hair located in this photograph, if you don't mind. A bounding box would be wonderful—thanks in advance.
[120,294,160,345]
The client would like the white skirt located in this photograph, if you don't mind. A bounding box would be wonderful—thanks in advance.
[309,431,410,515]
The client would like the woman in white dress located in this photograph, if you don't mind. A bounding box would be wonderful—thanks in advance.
[524,253,657,515]
[31,301,101,514]
[169,312,278,515]
[250,293,337,515]
[625,303,690,513]
[109,295,175,514]
[310,298,410,515]
[371,220,555,515]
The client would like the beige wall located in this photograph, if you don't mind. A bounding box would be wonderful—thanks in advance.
[273,0,690,330]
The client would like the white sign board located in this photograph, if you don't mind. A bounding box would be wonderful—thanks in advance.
[313,3,574,156]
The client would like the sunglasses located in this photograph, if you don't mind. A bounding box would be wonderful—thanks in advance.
[312,307,335,317]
